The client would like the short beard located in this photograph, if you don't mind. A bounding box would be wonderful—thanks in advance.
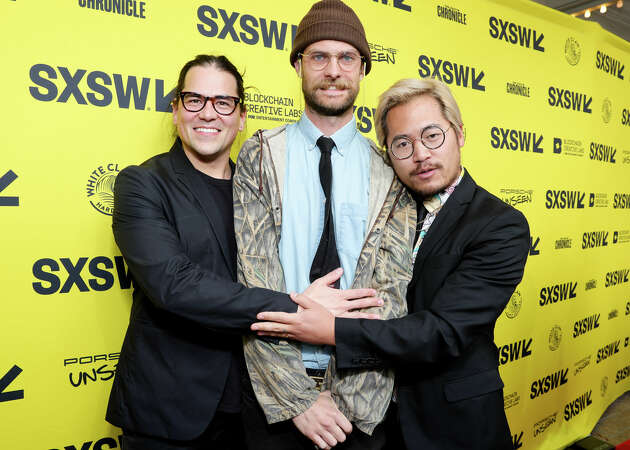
[303,83,358,117]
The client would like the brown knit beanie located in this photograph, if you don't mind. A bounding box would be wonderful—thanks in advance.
[290,0,371,74]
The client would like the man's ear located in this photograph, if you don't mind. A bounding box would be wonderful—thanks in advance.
[294,60,302,78]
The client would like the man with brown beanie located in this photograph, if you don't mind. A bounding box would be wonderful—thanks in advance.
[233,1,415,449]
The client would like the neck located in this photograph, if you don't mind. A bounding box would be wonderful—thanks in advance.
[182,147,232,179]
[304,106,354,137]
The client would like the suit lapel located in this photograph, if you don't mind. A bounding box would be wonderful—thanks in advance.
[411,170,476,280]
[169,140,236,279]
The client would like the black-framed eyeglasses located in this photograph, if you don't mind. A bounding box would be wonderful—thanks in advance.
[298,51,364,71]
[179,91,240,115]
[388,125,452,160]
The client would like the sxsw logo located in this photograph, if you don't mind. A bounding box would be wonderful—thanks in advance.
[605,268,630,287]
[353,105,377,134]
[490,127,543,153]
[548,87,592,114]
[564,390,593,421]
[582,231,608,249]
[596,340,620,363]
[0,170,19,207]
[29,64,173,111]
[573,313,600,338]
[197,5,297,50]
[498,338,532,366]
[488,17,544,52]
[595,50,625,80]
[32,256,132,295]
[589,142,617,164]
[530,368,569,399]
[613,193,630,209]
[371,0,412,12]
[529,236,540,256]
[512,431,524,449]
[539,281,577,306]
[0,365,24,403]
[622,108,630,127]
[545,190,585,209]
[49,435,123,450]
[418,54,485,91]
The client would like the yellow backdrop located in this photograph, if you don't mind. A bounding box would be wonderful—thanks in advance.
[1,1,629,449]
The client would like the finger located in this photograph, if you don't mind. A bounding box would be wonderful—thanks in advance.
[256,331,286,338]
[316,268,343,287]
[341,287,378,300]
[290,292,318,309]
[310,434,328,449]
[333,411,353,435]
[251,321,290,332]
[320,430,339,448]
[342,296,384,311]
[338,312,380,319]
[255,310,295,322]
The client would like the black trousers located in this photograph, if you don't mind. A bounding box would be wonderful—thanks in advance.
[241,369,402,450]
[121,411,246,450]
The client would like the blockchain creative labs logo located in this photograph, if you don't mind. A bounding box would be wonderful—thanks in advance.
[589,192,609,208]
[86,164,120,215]
[553,137,585,158]
[613,229,630,245]
[437,4,467,25]
[623,149,630,165]
[555,237,572,250]
[499,188,533,208]
[533,412,558,438]
[585,279,597,291]
[602,97,613,123]
[573,355,591,376]
[369,42,398,65]
[244,92,301,123]
[504,290,522,319]
[565,37,581,66]
[504,391,521,410]
[548,325,562,351]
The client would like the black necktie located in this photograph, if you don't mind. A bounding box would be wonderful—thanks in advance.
[309,136,341,288]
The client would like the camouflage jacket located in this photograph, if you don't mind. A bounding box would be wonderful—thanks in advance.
[233,125,416,434]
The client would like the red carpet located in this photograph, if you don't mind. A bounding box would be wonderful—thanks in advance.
[616,440,630,450]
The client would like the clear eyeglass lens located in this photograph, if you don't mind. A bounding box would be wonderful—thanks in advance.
[421,126,446,148]
[307,52,361,70]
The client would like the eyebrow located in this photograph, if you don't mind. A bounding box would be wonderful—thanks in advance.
[390,123,443,140]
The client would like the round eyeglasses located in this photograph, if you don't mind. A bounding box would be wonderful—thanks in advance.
[179,91,240,115]
[388,125,452,160]
[298,51,364,71]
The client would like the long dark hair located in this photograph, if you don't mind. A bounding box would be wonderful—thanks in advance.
[172,55,246,109]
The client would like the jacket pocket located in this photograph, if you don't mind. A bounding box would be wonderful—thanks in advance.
[443,368,504,402]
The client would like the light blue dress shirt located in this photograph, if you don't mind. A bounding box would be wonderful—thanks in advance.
[279,113,371,370]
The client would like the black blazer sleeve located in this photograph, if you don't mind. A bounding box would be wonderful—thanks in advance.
[335,205,529,368]
[113,165,295,331]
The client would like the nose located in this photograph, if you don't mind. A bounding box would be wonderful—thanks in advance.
[198,100,219,120]
[412,139,431,162]
[324,56,342,78]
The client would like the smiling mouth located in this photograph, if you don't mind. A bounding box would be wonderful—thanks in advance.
[194,127,220,134]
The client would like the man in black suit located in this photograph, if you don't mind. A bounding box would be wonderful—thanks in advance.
[252,77,530,449]
[105,54,380,450]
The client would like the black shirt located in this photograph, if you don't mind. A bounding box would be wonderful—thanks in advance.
[199,169,241,414]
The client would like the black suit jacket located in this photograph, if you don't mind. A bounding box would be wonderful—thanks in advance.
[335,171,529,450]
[106,140,294,440]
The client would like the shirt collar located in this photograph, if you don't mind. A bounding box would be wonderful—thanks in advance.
[297,113,358,156]
[423,167,465,214]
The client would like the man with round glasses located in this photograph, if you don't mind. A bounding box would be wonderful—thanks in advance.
[251,78,530,449]
[233,0,416,449]
[106,54,381,450]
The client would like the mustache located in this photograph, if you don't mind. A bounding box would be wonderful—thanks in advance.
[316,81,351,90]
